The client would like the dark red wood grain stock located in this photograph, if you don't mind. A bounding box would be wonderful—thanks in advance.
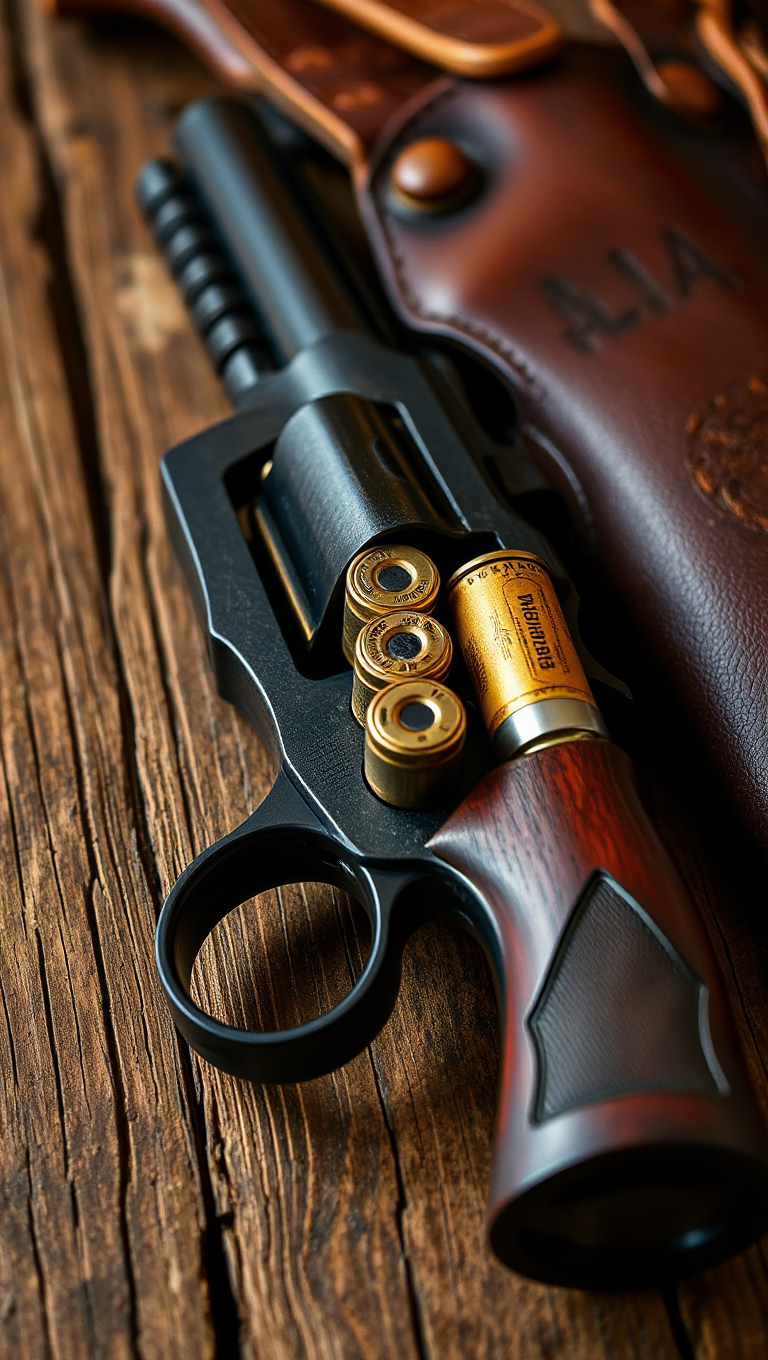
[428,740,768,1285]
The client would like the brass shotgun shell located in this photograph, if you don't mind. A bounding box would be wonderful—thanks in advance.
[364,680,466,809]
[342,544,440,664]
[447,551,606,760]
[351,609,453,726]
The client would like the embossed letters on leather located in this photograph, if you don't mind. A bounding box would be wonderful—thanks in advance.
[542,228,739,352]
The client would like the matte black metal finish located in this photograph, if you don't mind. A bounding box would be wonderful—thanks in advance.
[259,391,472,649]
[158,326,505,1080]
[175,100,362,361]
[157,303,620,1088]
[148,100,624,1087]
[136,157,272,403]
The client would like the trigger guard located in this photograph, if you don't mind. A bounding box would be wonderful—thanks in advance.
[156,770,407,1083]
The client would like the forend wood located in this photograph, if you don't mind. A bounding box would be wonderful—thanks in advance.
[428,738,768,1287]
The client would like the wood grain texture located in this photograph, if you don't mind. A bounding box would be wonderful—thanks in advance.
[0,8,217,1358]
[429,739,768,1286]
[0,0,764,1354]
[624,700,768,1359]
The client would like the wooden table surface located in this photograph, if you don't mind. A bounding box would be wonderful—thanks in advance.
[2,1,768,1355]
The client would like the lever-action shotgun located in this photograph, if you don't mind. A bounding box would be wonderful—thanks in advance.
[139,96,768,1290]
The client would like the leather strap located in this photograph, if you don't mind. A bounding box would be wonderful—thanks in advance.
[48,0,611,164]
[309,0,562,76]
[53,0,445,166]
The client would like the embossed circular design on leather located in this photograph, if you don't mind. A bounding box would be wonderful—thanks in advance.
[687,376,768,533]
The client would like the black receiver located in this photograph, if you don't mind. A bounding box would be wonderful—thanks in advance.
[138,98,768,1291]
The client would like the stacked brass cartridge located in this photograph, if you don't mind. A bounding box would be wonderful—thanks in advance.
[364,680,466,810]
[351,609,452,725]
[346,544,606,810]
[344,545,464,808]
[342,544,440,663]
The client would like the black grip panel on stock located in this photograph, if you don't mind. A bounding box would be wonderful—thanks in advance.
[530,875,722,1122]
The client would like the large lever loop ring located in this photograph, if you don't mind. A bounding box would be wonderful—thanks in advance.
[156,770,409,1082]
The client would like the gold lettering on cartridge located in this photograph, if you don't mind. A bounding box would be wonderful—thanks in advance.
[447,551,598,745]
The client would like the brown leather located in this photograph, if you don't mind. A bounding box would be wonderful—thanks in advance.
[54,0,444,165]
[595,0,726,126]
[311,0,563,77]
[361,44,768,848]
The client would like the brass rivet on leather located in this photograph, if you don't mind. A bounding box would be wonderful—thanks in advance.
[390,138,474,210]
[342,544,440,665]
[657,61,723,119]
[351,609,452,726]
[364,679,466,809]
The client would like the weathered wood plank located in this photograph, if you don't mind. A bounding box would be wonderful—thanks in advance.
[0,9,215,1357]
[8,0,768,1354]
[15,4,687,1357]
[18,8,424,1359]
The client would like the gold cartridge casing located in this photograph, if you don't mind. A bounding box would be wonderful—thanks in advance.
[351,609,453,726]
[447,551,607,760]
[365,679,466,809]
[342,544,440,664]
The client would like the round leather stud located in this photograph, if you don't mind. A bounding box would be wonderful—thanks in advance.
[657,61,722,120]
[390,138,474,211]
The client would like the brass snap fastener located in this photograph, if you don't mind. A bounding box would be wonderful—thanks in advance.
[656,61,723,120]
[390,138,477,212]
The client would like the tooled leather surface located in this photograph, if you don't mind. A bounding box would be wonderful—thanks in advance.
[330,0,551,43]
[363,46,768,846]
[215,0,437,148]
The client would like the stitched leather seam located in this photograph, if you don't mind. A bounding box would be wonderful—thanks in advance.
[373,86,541,395]
[377,208,541,393]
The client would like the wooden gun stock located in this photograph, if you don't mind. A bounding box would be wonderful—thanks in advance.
[429,739,768,1287]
